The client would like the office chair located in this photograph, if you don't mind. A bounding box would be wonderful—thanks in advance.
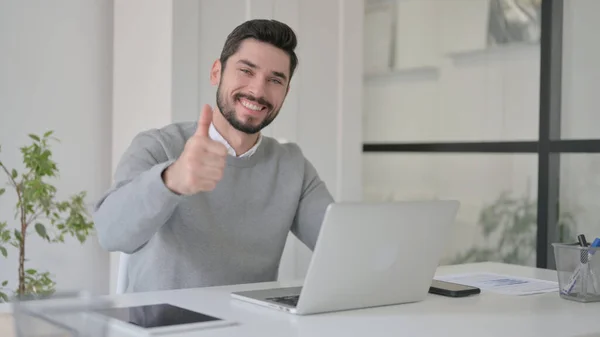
[116,253,130,294]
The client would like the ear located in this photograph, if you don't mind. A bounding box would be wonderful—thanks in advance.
[285,83,291,96]
[210,59,222,86]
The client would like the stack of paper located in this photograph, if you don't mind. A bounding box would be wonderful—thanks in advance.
[435,272,559,296]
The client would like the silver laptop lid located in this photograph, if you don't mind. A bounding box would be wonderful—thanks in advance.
[295,200,460,314]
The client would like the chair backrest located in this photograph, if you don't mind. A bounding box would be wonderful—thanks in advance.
[116,253,130,294]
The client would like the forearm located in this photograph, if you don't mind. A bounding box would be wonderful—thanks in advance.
[93,161,182,253]
[292,181,334,250]
[291,155,335,250]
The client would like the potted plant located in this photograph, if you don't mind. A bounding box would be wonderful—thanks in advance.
[0,131,94,302]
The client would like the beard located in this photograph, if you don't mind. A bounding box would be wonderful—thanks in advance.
[216,83,279,134]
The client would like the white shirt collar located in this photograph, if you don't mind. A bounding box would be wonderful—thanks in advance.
[208,123,262,158]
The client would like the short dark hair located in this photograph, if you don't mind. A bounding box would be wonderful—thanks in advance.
[219,19,298,80]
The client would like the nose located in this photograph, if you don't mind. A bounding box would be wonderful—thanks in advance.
[247,76,267,99]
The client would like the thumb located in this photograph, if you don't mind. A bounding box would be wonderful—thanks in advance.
[196,104,213,137]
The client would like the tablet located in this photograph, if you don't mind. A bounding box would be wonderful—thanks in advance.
[92,303,236,335]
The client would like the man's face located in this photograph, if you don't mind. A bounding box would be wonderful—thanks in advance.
[212,39,291,134]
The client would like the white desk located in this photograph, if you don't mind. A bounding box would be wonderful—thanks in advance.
[2,262,600,337]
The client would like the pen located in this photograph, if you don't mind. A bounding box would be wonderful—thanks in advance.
[578,234,589,247]
[589,238,600,257]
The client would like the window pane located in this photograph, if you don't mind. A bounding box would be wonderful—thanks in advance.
[560,155,600,241]
[363,0,540,143]
[561,0,600,139]
[363,153,538,267]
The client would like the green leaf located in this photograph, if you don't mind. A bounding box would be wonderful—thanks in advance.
[35,223,49,240]
[0,188,5,196]
[76,233,86,244]
[0,247,6,258]
[43,130,54,138]
[0,292,8,302]
[1,281,7,287]
[26,269,36,275]
[14,230,22,243]
[11,169,17,179]
[29,134,40,142]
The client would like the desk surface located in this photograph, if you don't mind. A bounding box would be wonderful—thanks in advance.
[3,262,600,337]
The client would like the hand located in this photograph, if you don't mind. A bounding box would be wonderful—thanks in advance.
[162,104,228,195]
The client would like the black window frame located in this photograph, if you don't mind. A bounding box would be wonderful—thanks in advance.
[362,0,600,269]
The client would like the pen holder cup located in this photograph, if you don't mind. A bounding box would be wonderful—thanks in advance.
[11,291,114,337]
[553,243,600,303]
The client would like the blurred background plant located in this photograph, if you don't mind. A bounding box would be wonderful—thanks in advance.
[0,131,94,302]
[449,190,576,265]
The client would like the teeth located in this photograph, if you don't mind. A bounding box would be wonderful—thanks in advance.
[240,100,262,111]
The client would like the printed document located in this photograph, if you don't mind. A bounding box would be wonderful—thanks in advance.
[435,272,558,296]
[0,313,14,337]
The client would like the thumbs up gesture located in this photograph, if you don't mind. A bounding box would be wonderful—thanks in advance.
[162,104,228,195]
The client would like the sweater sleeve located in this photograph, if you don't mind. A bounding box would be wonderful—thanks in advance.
[290,157,335,251]
[93,131,183,254]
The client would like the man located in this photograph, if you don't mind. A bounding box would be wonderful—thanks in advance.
[93,19,334,293]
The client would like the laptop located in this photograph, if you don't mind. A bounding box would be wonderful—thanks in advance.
[231,200,460,315]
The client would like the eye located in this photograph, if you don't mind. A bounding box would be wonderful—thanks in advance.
[270,78,283,85]
[240,68,252,75]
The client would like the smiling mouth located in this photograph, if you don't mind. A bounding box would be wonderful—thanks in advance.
[238,98,266,112]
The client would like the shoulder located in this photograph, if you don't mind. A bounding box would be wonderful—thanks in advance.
[128,122,194,152]
[134,121,195,145]
[120,122,195,165]
[261,136,305,160]
[260,138,327,191]
[259,137,321,176]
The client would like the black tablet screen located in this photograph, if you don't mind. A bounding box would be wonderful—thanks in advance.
[95,303,221,329]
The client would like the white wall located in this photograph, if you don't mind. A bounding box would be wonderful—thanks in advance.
[171,0,200,124]
[561,0,600,140]
[0,0,113,295]
[112,0,174,165]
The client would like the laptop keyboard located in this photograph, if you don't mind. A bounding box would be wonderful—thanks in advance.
[266,295,300,307]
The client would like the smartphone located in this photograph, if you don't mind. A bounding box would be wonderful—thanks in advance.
[429,279,481,297]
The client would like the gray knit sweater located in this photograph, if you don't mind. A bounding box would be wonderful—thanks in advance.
[93,122,334,293]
